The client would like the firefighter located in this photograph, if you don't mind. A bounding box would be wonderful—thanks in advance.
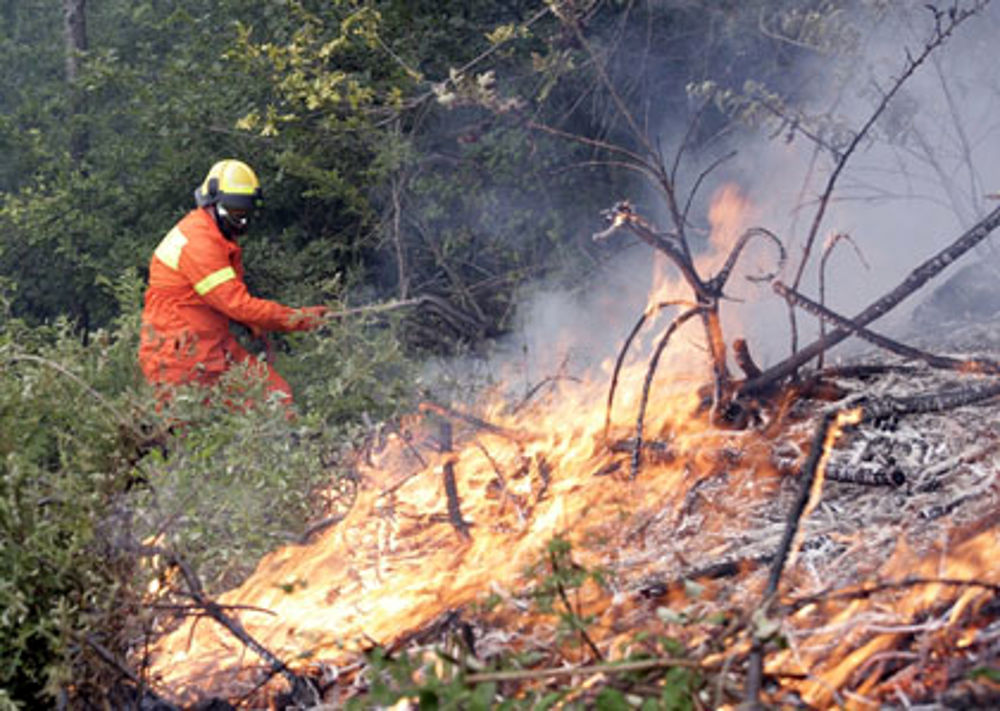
[138,159,326,405]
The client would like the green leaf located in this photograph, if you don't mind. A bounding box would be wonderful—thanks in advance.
[968,666,1000,683]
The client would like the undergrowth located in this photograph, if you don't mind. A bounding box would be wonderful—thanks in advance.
[0,273,414,707]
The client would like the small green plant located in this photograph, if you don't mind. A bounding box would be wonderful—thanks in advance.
[0,272,422,706]
[524,536,608,659]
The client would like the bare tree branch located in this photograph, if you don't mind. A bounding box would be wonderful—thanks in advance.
[604,300,695,441]
[740,202,1000,395]
[773,280,1000,374]
[632,306,705,479]
[788,2,987,348]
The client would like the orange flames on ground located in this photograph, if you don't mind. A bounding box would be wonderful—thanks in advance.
[149,371,726,700]
[773,522,1000,709]
[147,187,999,707]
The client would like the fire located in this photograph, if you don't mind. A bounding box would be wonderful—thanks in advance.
[147,360,725,701]
[707,184,752,256]
[144,189,999,707]
[772,524,1000,708]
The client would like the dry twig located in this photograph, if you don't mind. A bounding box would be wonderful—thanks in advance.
[139,545,319,706]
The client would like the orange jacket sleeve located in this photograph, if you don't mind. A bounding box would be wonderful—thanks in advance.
[200,279,313,332]
[171,214,307,333]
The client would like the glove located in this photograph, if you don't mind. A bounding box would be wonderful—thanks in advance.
[290,305,328,331]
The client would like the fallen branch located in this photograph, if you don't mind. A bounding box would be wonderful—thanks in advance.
[473,439,525,523]
[637,553,775,598]
[464,656,704,684]
[746,409,847,706]
[608,438,676,463]
[419,401,525,442]
[824,467,905,488]
[860,380,1000,421]
[299,513,346,543]
[816,363,920,380]
[83,634,180,710]
[741,202,1000,395]
[773,281,1000,375]
[439,420,472,541]
[511,373,582,414]
[139,545,319,706]
[786,577,1000,611]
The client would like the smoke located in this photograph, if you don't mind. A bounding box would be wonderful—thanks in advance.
[429,2,1000,399]
[699,2,1000,362]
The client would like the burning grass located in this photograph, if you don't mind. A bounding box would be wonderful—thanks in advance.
[140,324,1000,708]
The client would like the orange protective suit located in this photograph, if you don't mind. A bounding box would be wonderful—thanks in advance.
[138,207,322,403]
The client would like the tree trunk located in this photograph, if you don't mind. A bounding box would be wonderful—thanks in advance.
[63,0,88,163]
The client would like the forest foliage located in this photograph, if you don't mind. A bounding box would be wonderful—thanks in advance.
[1,0,995,706]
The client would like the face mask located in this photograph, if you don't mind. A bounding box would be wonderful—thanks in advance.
[216,205,250,236]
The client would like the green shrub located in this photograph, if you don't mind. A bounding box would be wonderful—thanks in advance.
[0,273,419,706]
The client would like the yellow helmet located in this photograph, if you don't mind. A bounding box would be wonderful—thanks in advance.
[193,159,263,211]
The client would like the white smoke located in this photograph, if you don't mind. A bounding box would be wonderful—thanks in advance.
[430,2,1000,397]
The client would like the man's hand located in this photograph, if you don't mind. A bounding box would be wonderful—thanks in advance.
[290,305,328,331]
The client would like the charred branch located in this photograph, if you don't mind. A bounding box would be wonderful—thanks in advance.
[638,554,776,599]
[742,202,1000,395]
[859,380,1000,421]
[774,280,1000,374]
[632,306,705,479]
[474,440,525,521]
[463,656,703,684]
[83,634,180,711]
[598,202,787,413]
[419,400,525,442]
[746,409,841,707]
[918,493,978,521]
[825,467,906,488]
[733,338,763,379]
[439,421,472,541]
[511,373,582,414]
[596,201,704,293]
[139,546,319,706]
[787,577,1000,612]
[604,300,695,440]
[535,455,552,504]
[817,363,921,380]
[706,226,785,292]
[608,437,676,463]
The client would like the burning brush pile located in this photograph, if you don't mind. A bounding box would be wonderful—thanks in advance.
[141,199,1000,709]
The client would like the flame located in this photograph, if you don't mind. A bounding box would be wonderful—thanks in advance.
[706,184,752,257]
[144,189,998,708]
[148,365,729,701]
[768,524,1000,708]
